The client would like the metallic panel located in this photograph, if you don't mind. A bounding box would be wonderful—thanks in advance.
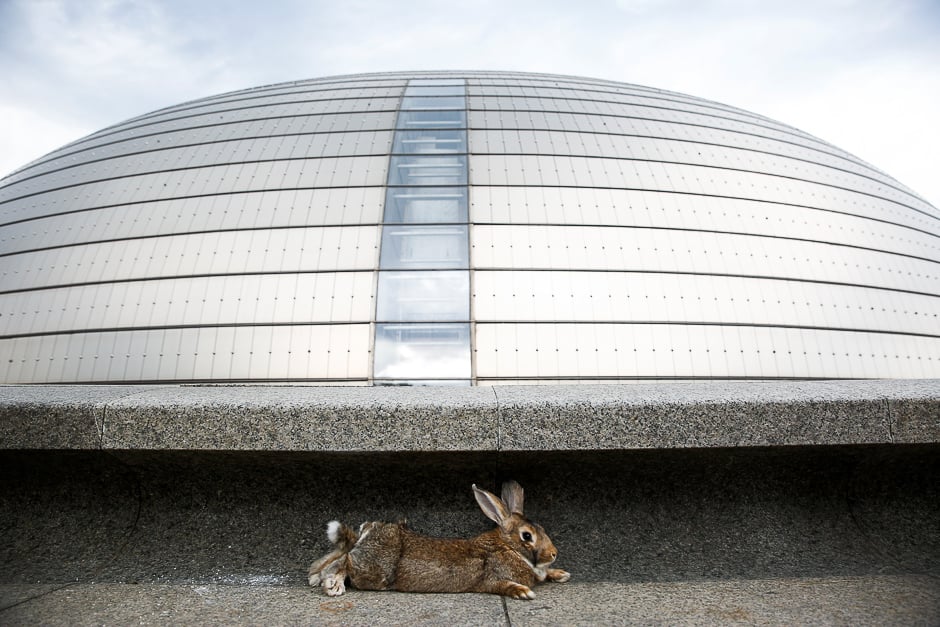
[471,270,940,335]
[0,323,372,383]
[1,187,385,255]
[474,323,940,380]
[469,186,938,261]
[469,225,939,295]
[0,226,380,291]
[0,272,374,337]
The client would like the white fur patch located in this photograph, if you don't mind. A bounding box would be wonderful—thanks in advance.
[519,554,549,581]
[355,523,372,546]
[326,521,341,544]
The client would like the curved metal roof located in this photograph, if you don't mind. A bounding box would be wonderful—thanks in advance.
[1,71,938,384]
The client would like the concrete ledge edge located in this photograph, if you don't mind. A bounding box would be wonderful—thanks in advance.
[0,379,937,451]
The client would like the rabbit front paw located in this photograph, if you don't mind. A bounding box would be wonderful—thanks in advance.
[547,568,570,583]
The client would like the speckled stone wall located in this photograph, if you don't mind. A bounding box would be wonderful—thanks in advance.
[1,445,937,590]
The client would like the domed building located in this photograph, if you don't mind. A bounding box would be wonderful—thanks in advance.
[0,70,938,385]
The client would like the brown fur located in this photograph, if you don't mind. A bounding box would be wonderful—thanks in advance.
[307,481,570,600]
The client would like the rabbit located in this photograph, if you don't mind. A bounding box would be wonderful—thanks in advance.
[307,480,570,600]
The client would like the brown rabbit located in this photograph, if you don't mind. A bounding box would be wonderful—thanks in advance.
[307,480,570,600]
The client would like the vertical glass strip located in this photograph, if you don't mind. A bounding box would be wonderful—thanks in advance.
[373,79,471,385]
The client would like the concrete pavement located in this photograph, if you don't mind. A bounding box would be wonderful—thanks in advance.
[3,578,938,626]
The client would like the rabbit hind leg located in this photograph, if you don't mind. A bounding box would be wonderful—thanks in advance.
[491,580,535,600]
[319,554,350,596]
[308,548,344,587]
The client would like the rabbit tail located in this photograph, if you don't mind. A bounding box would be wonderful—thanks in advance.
[327,520,359,552]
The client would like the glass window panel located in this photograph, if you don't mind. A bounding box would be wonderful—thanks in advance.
[400,96,465,110]
[404,85,466,97]
[397,109,466,129]
[384,186,468,223]
[380,225,469,269]
[387,155,467,186]
[373,322,471,380]
[406,79,465,88]
[376,270,469,321]
[392,130,467,154]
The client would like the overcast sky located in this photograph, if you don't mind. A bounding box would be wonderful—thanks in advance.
[1,0,938,208]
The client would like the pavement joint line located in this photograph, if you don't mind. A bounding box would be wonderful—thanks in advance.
[500,594,511,626]
[884,396,895,443]
[492,385,502,452]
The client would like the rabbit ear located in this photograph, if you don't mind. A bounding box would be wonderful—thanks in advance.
[501,480,525,515]
[472,484,511,527]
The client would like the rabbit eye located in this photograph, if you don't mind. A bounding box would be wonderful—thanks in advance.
[522,531,533,542]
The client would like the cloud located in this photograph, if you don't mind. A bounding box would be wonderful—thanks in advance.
[587,0,940,205]
[771,55,940,204]
[0,104,91,174]
[1,0,938,207]
[0,0,242,176]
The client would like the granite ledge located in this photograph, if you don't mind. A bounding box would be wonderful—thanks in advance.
[0,379,936,451]
[492,379,940,450]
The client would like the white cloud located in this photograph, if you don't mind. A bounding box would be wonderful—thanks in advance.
[769,56,940,204]
[0,0,242,177]
[585,0,940,205]
[1,0,938,207]
[0,105,93,176]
